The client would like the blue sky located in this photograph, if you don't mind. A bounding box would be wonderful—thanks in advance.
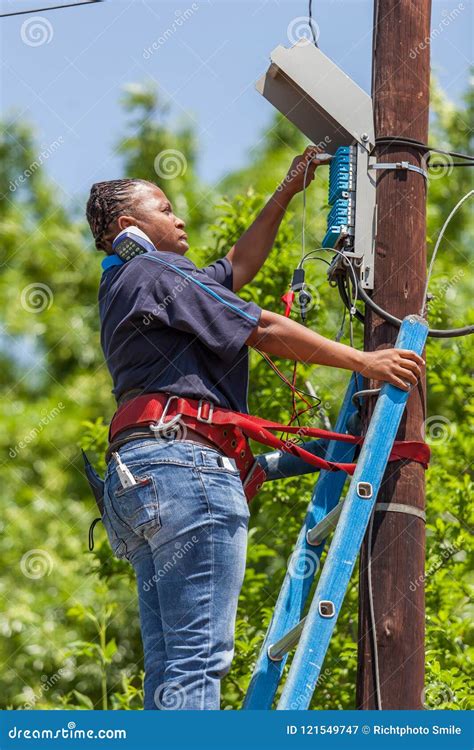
[1,0,472,205]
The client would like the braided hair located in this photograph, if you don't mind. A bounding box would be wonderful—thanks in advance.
[86,178,152,252]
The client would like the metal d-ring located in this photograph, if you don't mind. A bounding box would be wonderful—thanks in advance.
[150,395,183,433]
[197,398,214,424]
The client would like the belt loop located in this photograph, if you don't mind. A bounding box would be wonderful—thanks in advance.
[193,442,205,468]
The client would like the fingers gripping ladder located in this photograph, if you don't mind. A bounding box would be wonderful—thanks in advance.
[243,315,428,710]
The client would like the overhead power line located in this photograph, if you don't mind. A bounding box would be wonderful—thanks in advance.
[308,0,319,47]
[0,0,103,18]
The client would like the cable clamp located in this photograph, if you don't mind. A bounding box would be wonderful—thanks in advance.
[369,161,428,180]
[375,502,426,522]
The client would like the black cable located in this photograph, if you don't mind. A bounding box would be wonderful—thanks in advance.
[352,388,381,407]
[335,261,473,338]
[308,0,319,47]
[336,266,473,337]
[373,136,474,163]
[336,275,364,323]
[300,254,331,268]
[0,0,103,17]
[428,162,474,168]
[302,256,352,342]
[352,281,473,339]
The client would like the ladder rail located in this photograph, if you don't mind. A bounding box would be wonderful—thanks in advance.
[276,315,428,710]
[243,373,361,709]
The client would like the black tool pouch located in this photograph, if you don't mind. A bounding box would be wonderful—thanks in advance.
[81,450,105,551]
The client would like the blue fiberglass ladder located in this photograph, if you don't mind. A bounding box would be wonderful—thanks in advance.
[243,315,428,710]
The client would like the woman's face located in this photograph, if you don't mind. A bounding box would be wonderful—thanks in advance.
[115,183,189,255]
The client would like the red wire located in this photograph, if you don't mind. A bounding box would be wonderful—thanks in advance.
[255,349,320,441]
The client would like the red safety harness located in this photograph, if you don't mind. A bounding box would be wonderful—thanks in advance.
[109,392,430,503]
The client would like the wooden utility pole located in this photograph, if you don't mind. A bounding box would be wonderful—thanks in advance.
[356,0,432,709]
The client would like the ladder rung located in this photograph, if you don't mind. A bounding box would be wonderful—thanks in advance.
[267,617,307,662]
[306,501,344,545]
[268,596,340,662]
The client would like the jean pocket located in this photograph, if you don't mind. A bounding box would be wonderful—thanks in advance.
[111,474,162,539]
[198,449,242,476]
[198,465,250,521]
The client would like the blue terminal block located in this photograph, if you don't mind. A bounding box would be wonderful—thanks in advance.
[323,145,357,249]
[328,172,352,204]
[327,198,354,226]
[328,147,356,203]
[322,226,346,248]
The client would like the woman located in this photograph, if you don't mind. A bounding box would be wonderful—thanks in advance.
[86,147,422,710]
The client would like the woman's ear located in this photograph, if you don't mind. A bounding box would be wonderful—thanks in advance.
[116,215,138,231]
[102,216,134,252]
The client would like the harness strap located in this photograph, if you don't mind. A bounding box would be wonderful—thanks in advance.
[109,393,430,477]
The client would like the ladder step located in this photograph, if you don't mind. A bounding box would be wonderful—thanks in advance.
[268,600,339,662]
[306,501,344,546]
[267,617,306,662]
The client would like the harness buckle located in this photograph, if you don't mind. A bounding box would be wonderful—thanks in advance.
[150,395,183,433]
[197,399,214,424]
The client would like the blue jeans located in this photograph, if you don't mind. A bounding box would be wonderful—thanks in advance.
[102,438,250,710]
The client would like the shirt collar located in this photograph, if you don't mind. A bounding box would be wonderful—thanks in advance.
[101,254,124,272]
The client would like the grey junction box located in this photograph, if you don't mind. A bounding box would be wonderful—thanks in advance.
[255,40,377,289]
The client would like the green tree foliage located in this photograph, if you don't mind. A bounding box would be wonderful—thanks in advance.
[116,84,215,238]
[0,81,472,710]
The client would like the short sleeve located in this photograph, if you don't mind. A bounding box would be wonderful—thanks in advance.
[200,256,234,290]
[143,255,261,362]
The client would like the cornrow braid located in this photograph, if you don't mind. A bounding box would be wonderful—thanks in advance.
[86,178,152,252]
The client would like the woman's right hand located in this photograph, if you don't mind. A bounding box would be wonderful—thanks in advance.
[361,348,424,391]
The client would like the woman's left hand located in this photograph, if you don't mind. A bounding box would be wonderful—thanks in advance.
[278,144,330,198]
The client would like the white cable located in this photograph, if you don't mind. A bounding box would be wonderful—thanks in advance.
[300,153,332,263]
[300,247,330,265]
[349,313,354,348]
[367,511,383,710]
[301,247,359,309]
[301,157,314,262]
[421,189,474,316]
[335,305,346,343]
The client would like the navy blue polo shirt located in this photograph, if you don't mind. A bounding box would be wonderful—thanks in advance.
[98,250,262,413]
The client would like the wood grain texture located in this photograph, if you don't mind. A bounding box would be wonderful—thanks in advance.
[356,0,431,710]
